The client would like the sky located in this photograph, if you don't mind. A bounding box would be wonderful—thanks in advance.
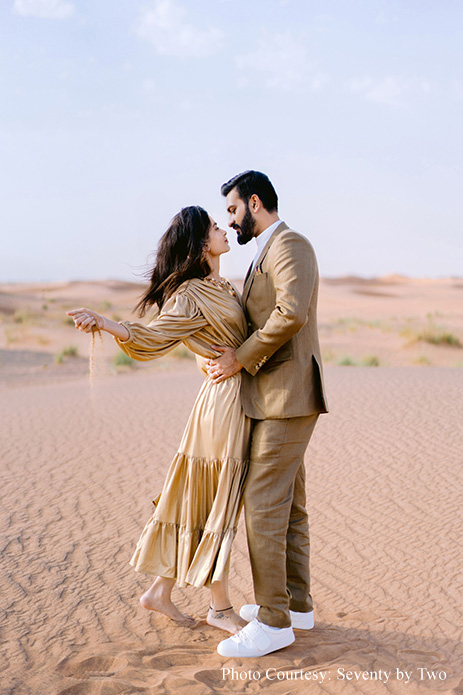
[1,0,462,282]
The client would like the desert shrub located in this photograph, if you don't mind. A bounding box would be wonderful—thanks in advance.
[113,351,136,368]
[171,345,194,360]
[13,309,41,324]
[55,345,79,363]
[418,328,461,347]
[322,349,335,363]
[417,317,461,347]
[62,345,78,357]
[414,355,431,366]
[337,355,356,366]
[361,355,380,367]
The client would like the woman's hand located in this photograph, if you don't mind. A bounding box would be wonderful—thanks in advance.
[67,308,105,333]
[66,308,130,341]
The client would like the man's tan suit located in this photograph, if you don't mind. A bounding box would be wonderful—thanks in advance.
[235,222,328,628]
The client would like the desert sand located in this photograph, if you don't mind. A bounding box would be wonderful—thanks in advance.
[1,277,462,695]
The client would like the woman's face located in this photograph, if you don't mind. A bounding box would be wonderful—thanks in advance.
[206,218,230,257]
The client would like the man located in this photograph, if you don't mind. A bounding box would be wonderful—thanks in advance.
[207,170,328,657]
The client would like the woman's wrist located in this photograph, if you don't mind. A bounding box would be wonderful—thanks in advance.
[100,316,130,341]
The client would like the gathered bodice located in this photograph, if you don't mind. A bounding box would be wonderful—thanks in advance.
[115,278,247,364]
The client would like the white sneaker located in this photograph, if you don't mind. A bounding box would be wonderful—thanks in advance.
[217,619,295,657]
[239,604,314,630]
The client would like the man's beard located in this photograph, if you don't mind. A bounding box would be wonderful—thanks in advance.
[236,204,256,246]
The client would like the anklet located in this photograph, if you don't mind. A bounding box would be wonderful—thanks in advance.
[209,606,233,613]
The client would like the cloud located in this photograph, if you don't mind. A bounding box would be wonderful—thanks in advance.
[235,32,328,92]
[13,0,75,19]
[346,76,404,106]
[311,72,330,91]
[347,77,374,93]
[366,77,403,105]
[135,0,223,58]
[451,80,463,101]
[142,78,156,94]
[376,11,399,24]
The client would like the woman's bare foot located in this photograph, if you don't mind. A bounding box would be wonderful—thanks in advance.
[140,588,194,623]
[206,606,246,634]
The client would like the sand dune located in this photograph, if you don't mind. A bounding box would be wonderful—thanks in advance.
[1,277,463,387]
[1,361,462,694]
[1,278,462,694]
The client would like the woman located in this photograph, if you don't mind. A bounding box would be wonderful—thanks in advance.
[67,206,250,635]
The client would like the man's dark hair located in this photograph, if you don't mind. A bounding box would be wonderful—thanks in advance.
[221,170,278,213]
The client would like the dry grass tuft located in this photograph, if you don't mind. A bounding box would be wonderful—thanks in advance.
[55,345,79,364]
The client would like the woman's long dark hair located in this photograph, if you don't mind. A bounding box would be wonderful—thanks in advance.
[135,206,211,317]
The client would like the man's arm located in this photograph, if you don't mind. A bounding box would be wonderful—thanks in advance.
[235,232,317,375]
[208,232,317,383]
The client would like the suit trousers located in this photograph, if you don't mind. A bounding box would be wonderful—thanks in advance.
[243,414,319,628]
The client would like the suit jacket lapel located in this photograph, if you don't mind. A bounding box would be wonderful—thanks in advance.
[243,261,253,285]
[241,221,288,304]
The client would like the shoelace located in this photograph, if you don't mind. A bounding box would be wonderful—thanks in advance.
[232,623,264,649]
[233,630,248,643]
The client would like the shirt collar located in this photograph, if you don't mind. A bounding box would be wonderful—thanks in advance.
[255,219,281,255]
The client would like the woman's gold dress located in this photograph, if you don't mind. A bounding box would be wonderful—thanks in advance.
[115,278,250,588]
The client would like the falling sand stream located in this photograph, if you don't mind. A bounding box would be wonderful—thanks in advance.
[89,325,105,387]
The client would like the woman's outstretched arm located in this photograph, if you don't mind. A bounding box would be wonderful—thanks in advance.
[67,291,208,362]
[67,308,130,341]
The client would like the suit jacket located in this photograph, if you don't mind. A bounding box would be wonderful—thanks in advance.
[235,222,328,420]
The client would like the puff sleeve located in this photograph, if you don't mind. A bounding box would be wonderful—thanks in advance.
[114,290,208,361]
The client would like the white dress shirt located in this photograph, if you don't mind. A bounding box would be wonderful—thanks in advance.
[251,220,281,272]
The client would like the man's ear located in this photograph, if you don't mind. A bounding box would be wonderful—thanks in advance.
[250,194,260,213]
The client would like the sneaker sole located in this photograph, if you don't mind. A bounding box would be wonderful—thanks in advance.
[239,605,314,630]
[217,636,295,658]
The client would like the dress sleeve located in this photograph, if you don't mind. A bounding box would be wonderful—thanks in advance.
[114,290,208,361]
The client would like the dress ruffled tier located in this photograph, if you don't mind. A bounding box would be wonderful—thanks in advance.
[129,453,248,587]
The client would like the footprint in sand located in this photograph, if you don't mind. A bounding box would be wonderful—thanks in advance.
[145,649,210,670]
[57,647,214,695]
[57,653,128,679]
[335,608,403,622]
[195,669,263,692]
[58,682,149,695]
[399,648,443,659]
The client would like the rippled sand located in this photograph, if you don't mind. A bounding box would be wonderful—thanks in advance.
[2,363,462,694]
[1,277,462,694]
